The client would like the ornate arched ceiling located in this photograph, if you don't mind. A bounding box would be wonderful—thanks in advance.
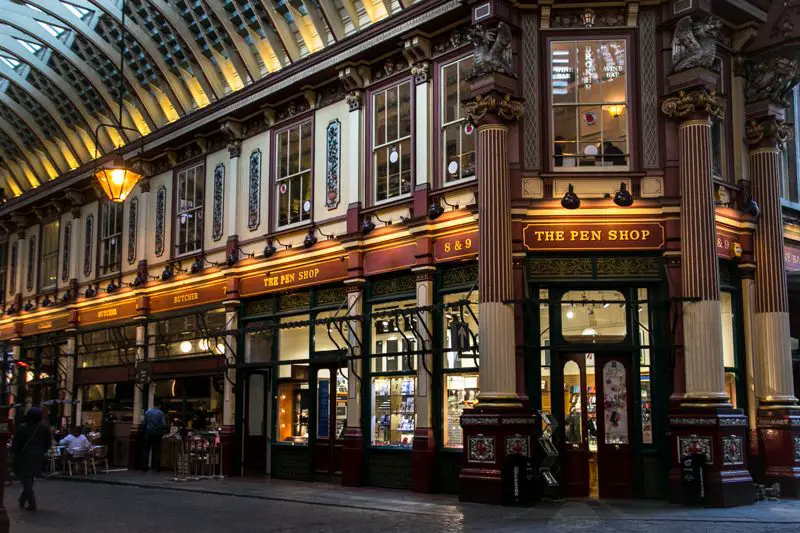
[0,0,408,198]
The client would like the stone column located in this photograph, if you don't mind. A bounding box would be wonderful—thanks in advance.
[221,120,243,258]
[61,335,76,427]
[738,267,760,468]
[341,280,364,486]
[128,321,146,470]
[411,267,434,492]
[9,342,20,422]
[14,232,25,299]
[219,292,239,476]
[339,65,368,233]
[747,112,800,495]
[136,178,150,274]
[405,35,432,218]
[457,60,537,504]
[662,82,752,507]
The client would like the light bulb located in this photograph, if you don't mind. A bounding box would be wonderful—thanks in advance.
[179,340,193,353]
[216,343,225,355]
[198,339,209,352]
[566,309,575,319]
[110,168,126,186]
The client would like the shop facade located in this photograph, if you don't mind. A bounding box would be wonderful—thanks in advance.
[0,0,797,508]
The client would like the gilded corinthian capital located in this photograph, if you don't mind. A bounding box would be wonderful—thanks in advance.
[462,94,524,125]
[746,118,794,148]
[661,88,724,120]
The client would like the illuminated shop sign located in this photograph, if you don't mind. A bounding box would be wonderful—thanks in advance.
[239,258,348,297]
[785,245,800,272]
[523,222,665,251]
[149,282,228,313]
[434,230,479,262]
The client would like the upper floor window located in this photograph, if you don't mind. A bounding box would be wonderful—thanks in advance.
[711,117,726,180]
[276,120,312,227]
[373,81,412,202]
[39,220,59,290]
[175,162,204,256]
[550,40,628,170]
[441,56,476,184]
[99,202,123,275]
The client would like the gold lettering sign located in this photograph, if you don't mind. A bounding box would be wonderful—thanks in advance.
[173,292,200,304]
[37,321,52,330]
[264,267,321,288]
[523,222,665,251]
[97,309,118,319]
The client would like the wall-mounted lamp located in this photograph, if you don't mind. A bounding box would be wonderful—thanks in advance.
[61,290,72,304]
[106,280,119,293]
[303,227,319,249]
[41,295,52,308]
[561,183,581,210]
[613,182,634,207]
[6,304,16,315]
[361,216,376,235]
[84,286,96,298]
[227,246,255,267]
[428,202,444,220]
[605,104,625,118]
[264,238,291,258]
[744,195,760,221]
[190,257,203,274]
[161,264,175,281]
[22,301,34,312]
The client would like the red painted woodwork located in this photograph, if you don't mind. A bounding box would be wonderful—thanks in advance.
[595,354,634,499]
[340,426,364,486]
[758,409,800,497]
[128,425,143,471]
[220,425,236,477]
[411,427,435,493]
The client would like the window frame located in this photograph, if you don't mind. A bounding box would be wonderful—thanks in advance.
[172,159,206,259]
[546,34,635,173]
[782,87,800,206]
[367,76,415,206]
[38,219,59,292]
[436,53,477,188]
[271,115,315,231]
[97,201,124,277]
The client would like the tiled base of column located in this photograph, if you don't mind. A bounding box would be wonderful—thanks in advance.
[341,427,364,487]
[219,425,236,477]
[667,409,754,507]
[128,424,142,471]
[411,427,435,493]
[757,409,800,497]
[459,409,538,505]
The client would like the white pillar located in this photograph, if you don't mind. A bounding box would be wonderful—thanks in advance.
[414,64,431,189]
[15,234,25,295]
[136,184,149,266]
[740,274,758,430]
[223,308,237,427]
[345,92,364,207]
[134,323,146,425]
[413,268,434,428]
[68,214,81,282]
[62,335,76,426]
[226,142,241,238]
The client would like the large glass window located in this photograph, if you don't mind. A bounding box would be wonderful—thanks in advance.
[373,82,412,202]
[371,299,416,447]
[441,56,475,184]
[77,326,138,368]
[550,40,628,169]
[442,290,479,448]
[152,309,227,359]
[175,162,204,256]
[561,290,627,343]
[39,220,59,290]
[721,291,738,408]
[782,87,799,203]
[711,117,726,180]
[277,316,310,444]
[637,288,653,444]
[276,121,312,227]
[99,202,123,275]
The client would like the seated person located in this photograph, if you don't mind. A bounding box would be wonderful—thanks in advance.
[59,426,92,452]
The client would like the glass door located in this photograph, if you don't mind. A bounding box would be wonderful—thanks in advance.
[243,369,270,476]
[313,365,348,477]
[560,353,598,497]
[595,353,634,498]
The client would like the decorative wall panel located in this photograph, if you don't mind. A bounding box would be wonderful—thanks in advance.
[83,216,93,277]
[326,119,341,208]
[522,14,540,169]
[128,197,138,265]
[640,10,660,168]
[212,163,225,241]
[61,222,71,282]
[9,242,16,295]
[26,236,35,291]
[155,186,166,257]
[248,149,262,230]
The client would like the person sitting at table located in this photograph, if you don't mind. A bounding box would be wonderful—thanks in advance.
[59,426,91,452]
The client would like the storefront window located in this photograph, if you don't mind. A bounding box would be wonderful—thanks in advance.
[277,316,310,444]
[561,290,626,343]
[721,291,738,407]
[550,40,628,169]
[637,288,653,444]
[154,376,223,430]
[153,309,227,359]
[371,299,416,447]
[80,384,104,432]
[78,326,138,368]
[441,56,475,184]
[540,288,552,414]
[442,290,479,448]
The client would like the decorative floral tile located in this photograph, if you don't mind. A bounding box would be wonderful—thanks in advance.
[678,436,713,464]
[722,435,743,465]
[505,434,530,458]
[468,434,496,464]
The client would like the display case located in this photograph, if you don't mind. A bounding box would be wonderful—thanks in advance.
[372,376,416,447]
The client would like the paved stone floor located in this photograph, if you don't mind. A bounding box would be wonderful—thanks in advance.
[3,475,800,533]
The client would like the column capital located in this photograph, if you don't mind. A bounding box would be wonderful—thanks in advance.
[463,92,524,126]
[746,117,793,149]
[345,90,363,112]
[661,88,724,121]
[227,139,242,159]
[410,61,430,85]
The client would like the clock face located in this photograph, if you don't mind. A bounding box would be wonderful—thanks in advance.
[448,161,459,175]
[303,200,312,213]
[389,148,399,164]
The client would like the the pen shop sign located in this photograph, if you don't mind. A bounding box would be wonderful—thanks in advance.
[786,244,800,272]
[523,222,665,251]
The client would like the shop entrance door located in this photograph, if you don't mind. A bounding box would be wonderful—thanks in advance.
[311,356,348,479]
[242,369,270,476]
[558,352,633,498]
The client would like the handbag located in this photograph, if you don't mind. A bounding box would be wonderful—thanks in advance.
[12,422,43,474]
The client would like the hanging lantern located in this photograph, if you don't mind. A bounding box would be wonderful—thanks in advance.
[94,155,143,202]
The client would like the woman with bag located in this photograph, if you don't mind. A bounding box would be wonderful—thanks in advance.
[12,407,52,511]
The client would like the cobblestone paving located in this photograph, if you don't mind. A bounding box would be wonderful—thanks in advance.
[4,480,800,533]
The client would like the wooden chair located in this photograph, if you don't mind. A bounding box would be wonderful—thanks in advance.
[65,449,89,476]
[89,446,109,474]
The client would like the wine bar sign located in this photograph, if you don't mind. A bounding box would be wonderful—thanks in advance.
[523,222,665,251]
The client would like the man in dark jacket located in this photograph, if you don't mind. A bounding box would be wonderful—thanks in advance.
[12,407,52,511]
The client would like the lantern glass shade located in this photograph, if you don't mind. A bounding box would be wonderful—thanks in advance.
[94,158,143,202]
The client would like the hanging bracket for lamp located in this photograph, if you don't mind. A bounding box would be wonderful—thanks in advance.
[91,0,145,203]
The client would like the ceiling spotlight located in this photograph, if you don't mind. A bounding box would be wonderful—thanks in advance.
[361,217,376,235]
[613,182,633,207]
[561,183,580,210]
[428,202,444,220]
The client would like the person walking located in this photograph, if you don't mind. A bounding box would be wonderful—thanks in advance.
[12,407,52,511]
[142,402,167,472]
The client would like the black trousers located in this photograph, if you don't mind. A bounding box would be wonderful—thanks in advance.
[142,432,163,472]
[20,475,35,499]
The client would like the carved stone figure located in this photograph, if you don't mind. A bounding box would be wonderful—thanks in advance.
[742,56,800,106]
[670,16,722,73]
[468,22,515,79]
